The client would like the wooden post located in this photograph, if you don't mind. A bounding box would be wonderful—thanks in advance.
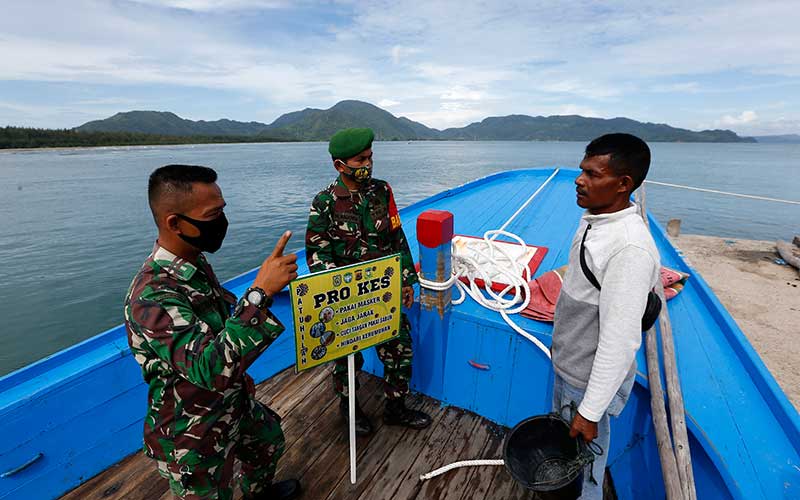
[644,326,683,499]
[655,284,697,500]
[667,219,681,238]
[636,190,696,499]
[414,210,454,400]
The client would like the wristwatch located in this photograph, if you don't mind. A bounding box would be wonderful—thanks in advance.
[245,287,273,310]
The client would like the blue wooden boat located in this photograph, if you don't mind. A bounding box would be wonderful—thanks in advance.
[1,168,798,499]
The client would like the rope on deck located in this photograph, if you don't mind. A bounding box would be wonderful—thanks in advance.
[419,459,505,481]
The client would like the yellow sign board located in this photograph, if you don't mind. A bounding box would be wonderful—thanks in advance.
[290,254,402,372]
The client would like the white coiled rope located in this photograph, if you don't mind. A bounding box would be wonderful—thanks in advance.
[417,168,561,360]
[418,229,551,358]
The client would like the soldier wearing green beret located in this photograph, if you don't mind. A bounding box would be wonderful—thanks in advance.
[305,127,431,435]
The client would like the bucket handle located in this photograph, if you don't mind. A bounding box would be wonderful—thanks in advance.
[553,403,604,457]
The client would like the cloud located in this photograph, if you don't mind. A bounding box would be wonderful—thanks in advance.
[718,110,759,126]
[403,102,487,129]
[536,79,622,100]
[650,82,701,94]
[556,104,600,118]
[74,97,142,106]
[131,0,291,11]
[440,86,484,101]
[391,45,421,65]
[0,0,798,131]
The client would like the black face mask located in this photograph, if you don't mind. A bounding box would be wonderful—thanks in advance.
[175,213,228,253]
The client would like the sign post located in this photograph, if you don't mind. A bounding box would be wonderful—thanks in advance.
[289,254,402,484]
[347,353,356,484]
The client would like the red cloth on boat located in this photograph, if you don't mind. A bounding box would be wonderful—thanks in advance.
[521,265,689,322]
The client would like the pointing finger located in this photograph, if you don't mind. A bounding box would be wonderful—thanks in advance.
[271,231,292,258]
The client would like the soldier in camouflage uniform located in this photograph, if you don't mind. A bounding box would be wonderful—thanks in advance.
[124,165,301,500]
[305,128,431,435]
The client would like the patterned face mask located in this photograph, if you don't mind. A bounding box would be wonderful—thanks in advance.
[338,160,373,183]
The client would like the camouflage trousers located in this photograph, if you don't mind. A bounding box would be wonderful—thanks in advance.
[155,399,285,500]
[333,313,412,401]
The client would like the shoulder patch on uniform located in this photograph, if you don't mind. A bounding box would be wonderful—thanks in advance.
[386,184,402,231]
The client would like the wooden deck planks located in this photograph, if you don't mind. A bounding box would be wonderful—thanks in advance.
[61,367,532,500]
[327,395,445,500]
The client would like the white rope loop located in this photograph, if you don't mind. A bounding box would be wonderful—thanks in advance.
[419,459,505,482]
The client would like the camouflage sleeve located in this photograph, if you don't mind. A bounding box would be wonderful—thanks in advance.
[305,193,337,273]
[128,288,284,391]
[383,184,418,287]
[394,227,419,287]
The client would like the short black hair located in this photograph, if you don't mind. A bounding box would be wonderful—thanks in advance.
[584,133,651,191]
[148,164,217,224]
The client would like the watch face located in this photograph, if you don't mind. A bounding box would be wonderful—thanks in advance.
[247,290,263,305]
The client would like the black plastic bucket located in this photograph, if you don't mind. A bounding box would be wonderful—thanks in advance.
[502,414,596,500]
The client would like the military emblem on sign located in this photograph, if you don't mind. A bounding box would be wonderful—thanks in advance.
[383,291,392,303]
[365,268,372,278]
[355,270,363,280]
[333,274,342,287]
[296,283,309,296]
[384,267,394,277]
[344,273,353,283]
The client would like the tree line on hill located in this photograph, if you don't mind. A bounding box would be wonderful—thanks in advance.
[0,126,285,149]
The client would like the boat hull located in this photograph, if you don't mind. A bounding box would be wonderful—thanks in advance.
[1,168,797,499]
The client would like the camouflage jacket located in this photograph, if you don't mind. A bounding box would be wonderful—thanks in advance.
[306,177,418,287]
[124,243,284,462]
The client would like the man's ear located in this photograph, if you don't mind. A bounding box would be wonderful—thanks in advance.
[618,175,634,194]
[165,214,180,232]
[333,159,348,174]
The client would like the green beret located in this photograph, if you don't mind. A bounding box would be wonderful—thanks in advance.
[328,127,375,159]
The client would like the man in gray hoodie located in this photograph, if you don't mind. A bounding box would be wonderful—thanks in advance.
[551,133,660,499]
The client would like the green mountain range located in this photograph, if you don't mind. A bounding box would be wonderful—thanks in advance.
[75,100,755,143]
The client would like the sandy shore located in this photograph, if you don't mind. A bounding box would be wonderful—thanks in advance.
[670,234,800,408]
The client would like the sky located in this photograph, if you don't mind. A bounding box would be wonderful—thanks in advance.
[1,0,798,135]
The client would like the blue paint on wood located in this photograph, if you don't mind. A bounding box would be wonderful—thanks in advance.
[506,333,553,427]
[413,219,452,399]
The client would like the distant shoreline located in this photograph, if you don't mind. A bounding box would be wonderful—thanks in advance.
[0,141,302,153]
[0,138,787,153]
